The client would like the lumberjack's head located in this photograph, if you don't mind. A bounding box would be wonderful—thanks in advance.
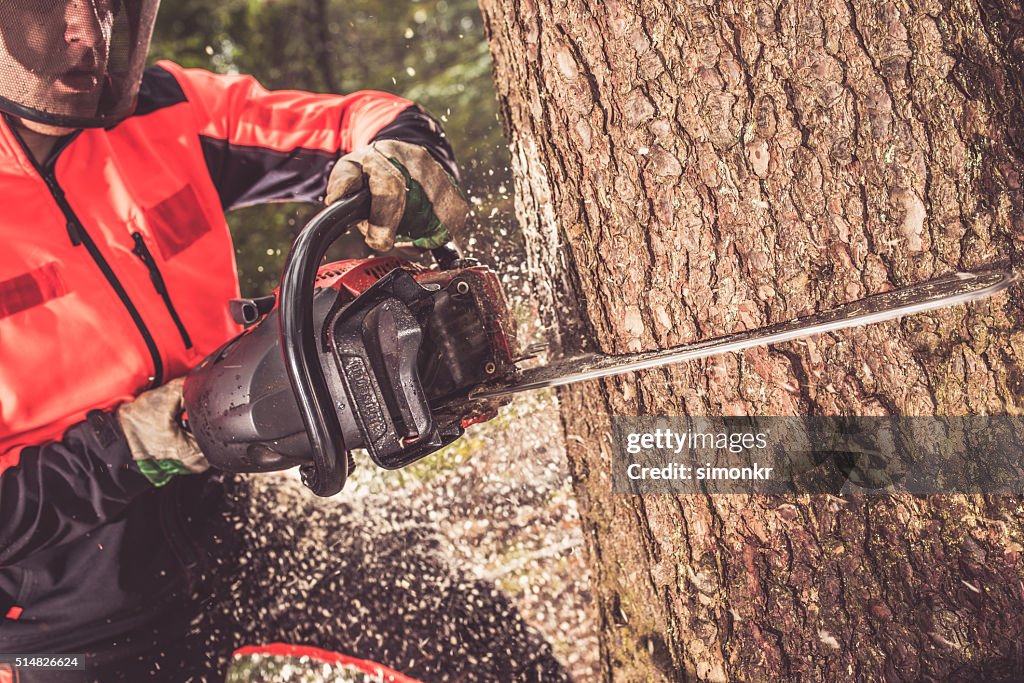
[0,0,160,130]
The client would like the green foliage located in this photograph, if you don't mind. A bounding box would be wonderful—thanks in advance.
[151,0,514,296]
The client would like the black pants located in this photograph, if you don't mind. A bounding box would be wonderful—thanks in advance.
[17,475,570,683]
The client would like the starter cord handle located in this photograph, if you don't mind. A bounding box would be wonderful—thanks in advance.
[279,189,371,496]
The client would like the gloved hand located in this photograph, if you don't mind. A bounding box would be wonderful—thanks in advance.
[117,377,209,486]
[325,140,469,252]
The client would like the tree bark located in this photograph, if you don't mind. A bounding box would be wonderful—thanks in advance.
[478,0,1024,680]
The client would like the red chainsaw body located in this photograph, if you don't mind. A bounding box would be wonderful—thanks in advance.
[315,257,518,431]
[184,253,518,481]
[313,256,519,388]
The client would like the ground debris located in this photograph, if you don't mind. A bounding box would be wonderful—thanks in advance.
[211,391,597,682]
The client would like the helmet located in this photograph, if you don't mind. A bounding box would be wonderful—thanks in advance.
[0,0,160,128]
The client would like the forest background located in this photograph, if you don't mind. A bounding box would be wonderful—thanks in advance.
[152,0,519,296]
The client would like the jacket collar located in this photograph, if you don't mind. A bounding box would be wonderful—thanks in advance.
[0,113,82,176]
[0,114,35,175]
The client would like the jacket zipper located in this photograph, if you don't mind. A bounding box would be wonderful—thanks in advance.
[131,233,193,349]
[44,172,166,388]
[8,123,166,388]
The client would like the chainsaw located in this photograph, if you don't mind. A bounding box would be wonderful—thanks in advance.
[182,189,1017,497]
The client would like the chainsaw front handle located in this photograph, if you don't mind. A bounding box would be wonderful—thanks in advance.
[280,189,372,496]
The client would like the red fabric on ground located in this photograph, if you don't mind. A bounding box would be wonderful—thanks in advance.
[234,643,425,683]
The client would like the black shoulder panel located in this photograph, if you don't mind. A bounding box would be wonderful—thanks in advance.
[132,64,188,118]
[200,136,340,211]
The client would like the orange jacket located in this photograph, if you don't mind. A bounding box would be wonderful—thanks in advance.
[0,61,456,645]
[0,61,420,469]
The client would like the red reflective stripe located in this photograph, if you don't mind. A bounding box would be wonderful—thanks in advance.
[0,262,67,319]
[5,606,23,620]
[0,669,13,683]
[144,185,211,260]
[233,644,424,683]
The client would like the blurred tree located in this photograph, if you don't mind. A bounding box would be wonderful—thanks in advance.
[151,0,515,296]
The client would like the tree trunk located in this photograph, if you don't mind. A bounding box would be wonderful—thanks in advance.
[478,1,1024,680]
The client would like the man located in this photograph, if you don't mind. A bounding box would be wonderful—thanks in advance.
[0,1,568,681]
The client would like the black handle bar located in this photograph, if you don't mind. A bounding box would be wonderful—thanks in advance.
[280,190,464,495]
[279,189,372,496]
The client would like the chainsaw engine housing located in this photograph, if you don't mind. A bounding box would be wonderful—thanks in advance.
[183,257,517,476]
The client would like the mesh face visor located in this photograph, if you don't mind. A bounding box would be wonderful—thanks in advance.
[0,0,159,128]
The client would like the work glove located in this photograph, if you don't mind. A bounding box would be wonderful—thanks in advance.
[117,377,209,487]
[325,140,469,252]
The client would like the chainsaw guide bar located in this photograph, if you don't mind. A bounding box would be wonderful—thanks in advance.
[476,269,1017,399]
[184,191,1017,497]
